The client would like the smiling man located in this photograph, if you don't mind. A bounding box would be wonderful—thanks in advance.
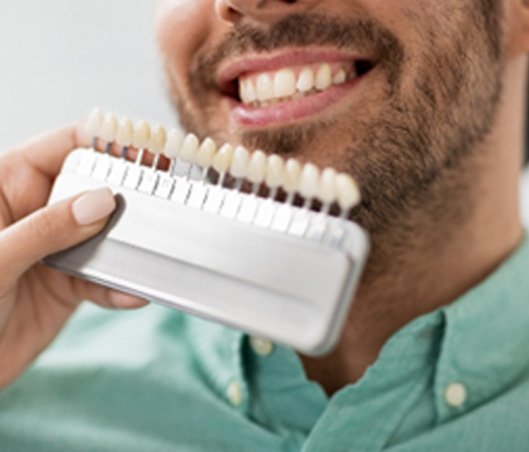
[0,0,529,451]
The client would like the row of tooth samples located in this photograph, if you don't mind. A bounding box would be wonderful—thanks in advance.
[85,108,361,214]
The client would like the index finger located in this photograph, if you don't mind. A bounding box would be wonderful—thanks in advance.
[7,123,90,178]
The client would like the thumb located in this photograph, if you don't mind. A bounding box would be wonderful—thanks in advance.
[0,188,116,281]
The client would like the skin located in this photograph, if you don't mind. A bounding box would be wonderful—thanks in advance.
[156,0,529,393]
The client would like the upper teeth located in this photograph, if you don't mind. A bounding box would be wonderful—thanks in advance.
[239,63,355,106]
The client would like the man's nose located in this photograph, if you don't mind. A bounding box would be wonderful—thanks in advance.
[215,0,321,24]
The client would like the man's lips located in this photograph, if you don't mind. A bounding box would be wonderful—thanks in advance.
[215,48,377,128]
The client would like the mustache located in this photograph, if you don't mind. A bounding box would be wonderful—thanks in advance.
[191,13,406,90]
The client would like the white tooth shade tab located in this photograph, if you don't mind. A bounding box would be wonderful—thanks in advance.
[230,146,250,179]
[85,108,103,137]
[163,128,183,159]
[315,64,332,91]
[133,120,152,149]
[115,117,134,147]
[296,68,315,93]
[284,158,302,193]
[149,125,167,155]
[319,168,338,204]
[299,163,320,199]
[179,134,200,164]
[100,113,118,142]
[336,173,361,211]
[247,150,268,184]
[257,73,274,102]
[266,154,285,188]
[212,143,235,173]
[196,138,217,168]
[274,69,297,99]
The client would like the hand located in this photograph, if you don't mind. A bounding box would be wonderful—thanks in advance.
[0,125,148,388]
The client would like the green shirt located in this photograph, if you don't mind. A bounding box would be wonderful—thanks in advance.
[2,237,529,451]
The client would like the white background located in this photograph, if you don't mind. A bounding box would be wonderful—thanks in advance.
[0,1,527,223]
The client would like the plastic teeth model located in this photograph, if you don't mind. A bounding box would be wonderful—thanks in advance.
[44,108,370,356]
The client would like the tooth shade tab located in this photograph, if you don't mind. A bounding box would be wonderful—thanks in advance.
[196,138,217,168]
[336,173,361,211]
[133,120,152,149]
[299,163,320,200]
[266,154,285,188]
[99,112,118,143]
[86,108,103,137]
[230,146,251,179]
[116,117,134,147]
[284,158,302,193]
[247,150,267,184]
[149,125,167,155]
[212,143,235,173]
[164,128,183,159]
[239,62,354,106]
[319,168,338,204]
[179,134,200,164]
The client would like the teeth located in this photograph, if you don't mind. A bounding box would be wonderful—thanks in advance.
[296,68,314,93]
[212,143,234,174]
[196,137,217,168]
[336,173,361,211]
[299,163,320,200]
[116,117,134,147]
[284,158,302,194]
[179,133,200,164]
[247,150,267,184]
[163,128,184,158]
[266,154,285,189]
[230,146,251,179]
[333,68,347,85]
[100,112,118,142]
[315,64,332,91]
[319,168,338,204]
[149,125,167,155]
[239,80,257,104]
[256,73,274,102]
[273,69,297,99]
[133,120,151,149]
[86,108,103,137]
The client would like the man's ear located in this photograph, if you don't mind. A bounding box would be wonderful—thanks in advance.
[509,0,529,55]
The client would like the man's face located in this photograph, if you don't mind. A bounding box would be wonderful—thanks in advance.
[156,0,504,233]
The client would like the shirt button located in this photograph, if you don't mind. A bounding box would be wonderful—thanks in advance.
[249,337,274,356]
[226,381,243,407]
[445,382,467,407]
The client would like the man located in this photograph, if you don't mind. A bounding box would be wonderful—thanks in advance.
[0,0,528,450]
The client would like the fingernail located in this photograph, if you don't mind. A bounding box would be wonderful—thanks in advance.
[72,188,116,225]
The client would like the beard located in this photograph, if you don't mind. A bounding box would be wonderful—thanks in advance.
[170,0,504,251]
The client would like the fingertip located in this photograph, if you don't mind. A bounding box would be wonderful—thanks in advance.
[108,290,150,309]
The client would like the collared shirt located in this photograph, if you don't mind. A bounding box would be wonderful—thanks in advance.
[1,237,529,451]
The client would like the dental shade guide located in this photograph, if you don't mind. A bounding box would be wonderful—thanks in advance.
[44,108,370,356]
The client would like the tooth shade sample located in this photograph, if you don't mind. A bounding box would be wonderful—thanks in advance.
[296,68,315,93]
[149,125,167,155]
[212,143,234,173]
[196,138,217,168]
[299,163,320,199]
[315,64,332,91]
[179,134,200,164]
[86,108,103,137]
[284,158,302,193]
[247,150,267,184]
[230,146,250,179]
[336,173,361,211]
[133,120,152,149]
[266,154,285,188]
[274,69,296,99]
[256,73,274,102]
[115,117,134,147]
[319,168,338,204]
[100,112,118,142]
[333,68,347,85]
[163,128,183,159]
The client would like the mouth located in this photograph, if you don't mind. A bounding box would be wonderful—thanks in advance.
[217,49,377,128]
